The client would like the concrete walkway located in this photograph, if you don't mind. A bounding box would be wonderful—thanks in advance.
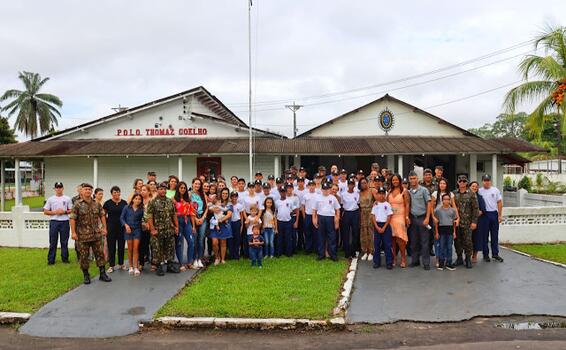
[347,249,566,324]
[20,267,196,338]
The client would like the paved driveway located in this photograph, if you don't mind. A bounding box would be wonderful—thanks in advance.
[348,249,566,323]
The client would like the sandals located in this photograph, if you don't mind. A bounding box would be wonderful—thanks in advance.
[128,267,134,275]
[121,265,128,271]
[134,268,141,276]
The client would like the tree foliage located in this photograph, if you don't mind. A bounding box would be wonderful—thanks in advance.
[1,71,62,139]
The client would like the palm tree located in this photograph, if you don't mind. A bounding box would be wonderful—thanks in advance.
[504,24,566,172]
[0,71,62,139]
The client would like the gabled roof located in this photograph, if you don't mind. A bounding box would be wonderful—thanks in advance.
[297,94,476,138]
[37,86,283,141]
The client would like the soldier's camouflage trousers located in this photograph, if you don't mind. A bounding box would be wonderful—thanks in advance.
[455,226,473,257]
[79,240,106,270]
[150,232,175,265]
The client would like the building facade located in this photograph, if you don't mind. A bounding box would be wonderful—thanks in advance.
[0,86,543,209]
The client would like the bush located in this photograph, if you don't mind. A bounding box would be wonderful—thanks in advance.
[535,173,544,188]
[517,176,532,192]
[503,176,512,187]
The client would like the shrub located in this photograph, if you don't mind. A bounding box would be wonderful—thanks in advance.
[517,176,532,192]
[503,176,512,187]
[535,173,544,188]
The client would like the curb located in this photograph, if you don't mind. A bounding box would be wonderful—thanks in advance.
[0,312,31,325]
[502,246,566,269]
[150,316,346,330]
[333,257,358,316]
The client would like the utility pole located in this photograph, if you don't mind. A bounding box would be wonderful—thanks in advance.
[285,101,303,138]
[247,0,253,181]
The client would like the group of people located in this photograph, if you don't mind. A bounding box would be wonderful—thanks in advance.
[43,161,504,284]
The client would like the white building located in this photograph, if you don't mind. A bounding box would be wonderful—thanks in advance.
[0,86,543,208]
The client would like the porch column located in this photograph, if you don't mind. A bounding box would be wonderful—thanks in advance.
[469,154,478,182]
[491,154,498,188]
[15,158,21,206]
[93,157,99,188]
[178,156,183,180]
[387,155,395,172]
[284,156,289,172]
[397,155,404,177]
[274,156,281,177]
[293,155,301,168]
[1,160,4,211]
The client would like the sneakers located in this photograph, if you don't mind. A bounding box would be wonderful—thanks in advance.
[423,265,431,271]
[367,254,374,261]
[361,253,368,261]
[493,255,504,263]
[373,264,380,269]
[134,268,141,276]
[455,256,464,266]
[484,256,491,262]
[107,266,114,273]
[386,264,393,270]
[128,267,134,275]
[436,261,444,271]
[445,263,456,271]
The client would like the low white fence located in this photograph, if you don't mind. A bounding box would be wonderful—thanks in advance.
[1,204,566,247]
[500,206,566,244]
[504,189,566,207]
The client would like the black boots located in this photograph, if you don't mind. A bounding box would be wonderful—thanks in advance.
[157,263,165,276]
[455,256,464,266]
[465,256,473,269]
[99,266,112,282]
[83,269,91,285]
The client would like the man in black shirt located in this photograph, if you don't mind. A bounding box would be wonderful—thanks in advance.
[103,186,128,272]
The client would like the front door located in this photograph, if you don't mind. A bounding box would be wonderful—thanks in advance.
[197,157,222,181]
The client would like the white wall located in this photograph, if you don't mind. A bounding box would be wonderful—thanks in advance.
[500,206,566,243]
[43,155,276,198]
[307,98,466,137]
[58,96,264,140]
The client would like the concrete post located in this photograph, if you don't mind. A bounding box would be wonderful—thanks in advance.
[1,160,4,212]
[469,154,478,182]
[387,155,395,172]
[274,156,280,177]
[518,188,528,207]
[178,156,183,181]
[14,158,21,206]
[93,157,99,188]
[492,154,498,188]
[397,155,404,177]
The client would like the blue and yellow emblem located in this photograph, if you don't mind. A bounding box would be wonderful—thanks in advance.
[378,108,394,133]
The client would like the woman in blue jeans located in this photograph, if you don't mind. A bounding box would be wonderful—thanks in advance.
[190,178,208,268]
[174,181,196,271]
[261,197,276,258]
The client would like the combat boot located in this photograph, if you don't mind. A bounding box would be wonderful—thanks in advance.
[99,266,112,282]
[157,263,165,276]
[465,256,473,269]
[82,269,91,285]
[455,255,464,266]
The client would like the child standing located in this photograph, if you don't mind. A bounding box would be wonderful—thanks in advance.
[245,204,262,238]
[249,224,265,267]
[434,193,458,271]
[371,187,393,269]
[228,192,244,260]
[262,197,276,258]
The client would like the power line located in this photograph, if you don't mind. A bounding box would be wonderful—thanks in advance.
[227,38,535,107]
[233,50,531,114]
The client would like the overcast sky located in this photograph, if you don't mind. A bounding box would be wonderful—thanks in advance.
[1,0,564,140]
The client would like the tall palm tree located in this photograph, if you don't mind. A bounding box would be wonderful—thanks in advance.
[503,25,566,141]
[0,71,62,139]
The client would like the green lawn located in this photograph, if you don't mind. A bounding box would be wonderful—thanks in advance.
[158,254,348,319]
[0,247,98,313]
[509,243,566,264]
[4,196,45,211]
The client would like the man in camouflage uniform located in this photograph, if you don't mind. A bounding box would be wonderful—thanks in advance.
[147,181,179,276]
[453,175,479,269]
[432,165,448,190]
[70,183,112,284]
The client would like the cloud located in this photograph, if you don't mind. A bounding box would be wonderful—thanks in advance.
[0,0,563,139]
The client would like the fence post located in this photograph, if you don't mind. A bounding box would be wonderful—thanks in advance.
[518,189,528,207]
